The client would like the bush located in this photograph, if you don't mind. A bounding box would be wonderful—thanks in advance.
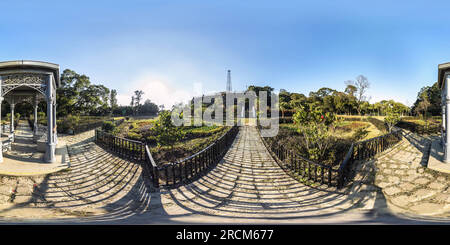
[101,121,116,133]
[292,104,336,161]
[57,115,80,133]
[151,111,185,150]
[352,127,369,141]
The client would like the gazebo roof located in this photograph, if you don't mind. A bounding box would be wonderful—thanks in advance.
[0,60,60,87]
[438,62,450,90]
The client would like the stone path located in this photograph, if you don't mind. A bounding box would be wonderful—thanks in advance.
[0,121,68,176]
[373,131,450,217]
[0,125,449,223]
[0,129,151,220]
[155,126,368,219]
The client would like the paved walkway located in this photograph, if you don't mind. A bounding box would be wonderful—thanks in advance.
[0,129,150,220]
[154,126,369,220]
[372,131,450,217]
[0,126,449,224]
[0,122,68,176]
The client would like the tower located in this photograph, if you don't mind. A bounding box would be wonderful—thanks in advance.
[226,70,232,92]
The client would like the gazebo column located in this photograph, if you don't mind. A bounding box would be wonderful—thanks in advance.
[442,94,446,147]
[445,73,450,163]
[45,75,56,163]
[0,76,3,163]
[33,97,38,137]
[10,102,15,142]
[53,103,57,144]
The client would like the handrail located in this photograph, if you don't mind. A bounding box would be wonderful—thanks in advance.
[145,145,158,167]
[338,143,354,172]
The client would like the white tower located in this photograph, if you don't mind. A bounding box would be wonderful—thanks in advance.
[227,70,232,92]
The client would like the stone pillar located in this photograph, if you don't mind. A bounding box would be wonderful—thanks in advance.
[445,73,450,163]
[10,102,14,142]
[45,75,56,163]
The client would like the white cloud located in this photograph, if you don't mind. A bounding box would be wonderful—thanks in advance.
[117,73,194,109]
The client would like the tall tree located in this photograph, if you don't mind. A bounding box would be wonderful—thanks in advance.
[345,75,370,115]
[110,89,118,111]
[133,90,144,115]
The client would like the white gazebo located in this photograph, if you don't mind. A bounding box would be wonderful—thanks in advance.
[0,60,59,163]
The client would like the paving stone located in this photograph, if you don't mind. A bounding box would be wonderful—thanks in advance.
[410,189,436,202]
[404,175,417,182]
[409,203,445,215]
[394,170,406,175]
[398,182,416,192]
[384,186,402,196]
[387,176,400,184]
[377,182,391,188]
[407,170,418,175]
[437,176,446,182]
[414,178,431,185]
[428,182,446,191]
[383,169,393,175]
[433,193,450,203]
[375,175,386,182]
[390,195,410,207]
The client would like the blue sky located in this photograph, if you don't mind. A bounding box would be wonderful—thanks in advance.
[1,0,450,107]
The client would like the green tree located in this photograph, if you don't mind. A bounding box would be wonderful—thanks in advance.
[345,75,370,115]
[56,69,115,116]
[133,90,144,115]
[292,104,336,161]
[151,111,185,152]
[384,102,401,132]
[110,89,118,112]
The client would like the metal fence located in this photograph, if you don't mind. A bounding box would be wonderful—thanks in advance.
[336,129,403,188]
[95,126,239,188]
[74,118,125,135]
[258,126,403,188]
[257,128,338,187]
[95,130,145,161]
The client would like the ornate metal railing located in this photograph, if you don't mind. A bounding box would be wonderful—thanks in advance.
[95,126,239,188]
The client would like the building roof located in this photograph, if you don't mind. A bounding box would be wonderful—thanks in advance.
[0,60,60,87]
